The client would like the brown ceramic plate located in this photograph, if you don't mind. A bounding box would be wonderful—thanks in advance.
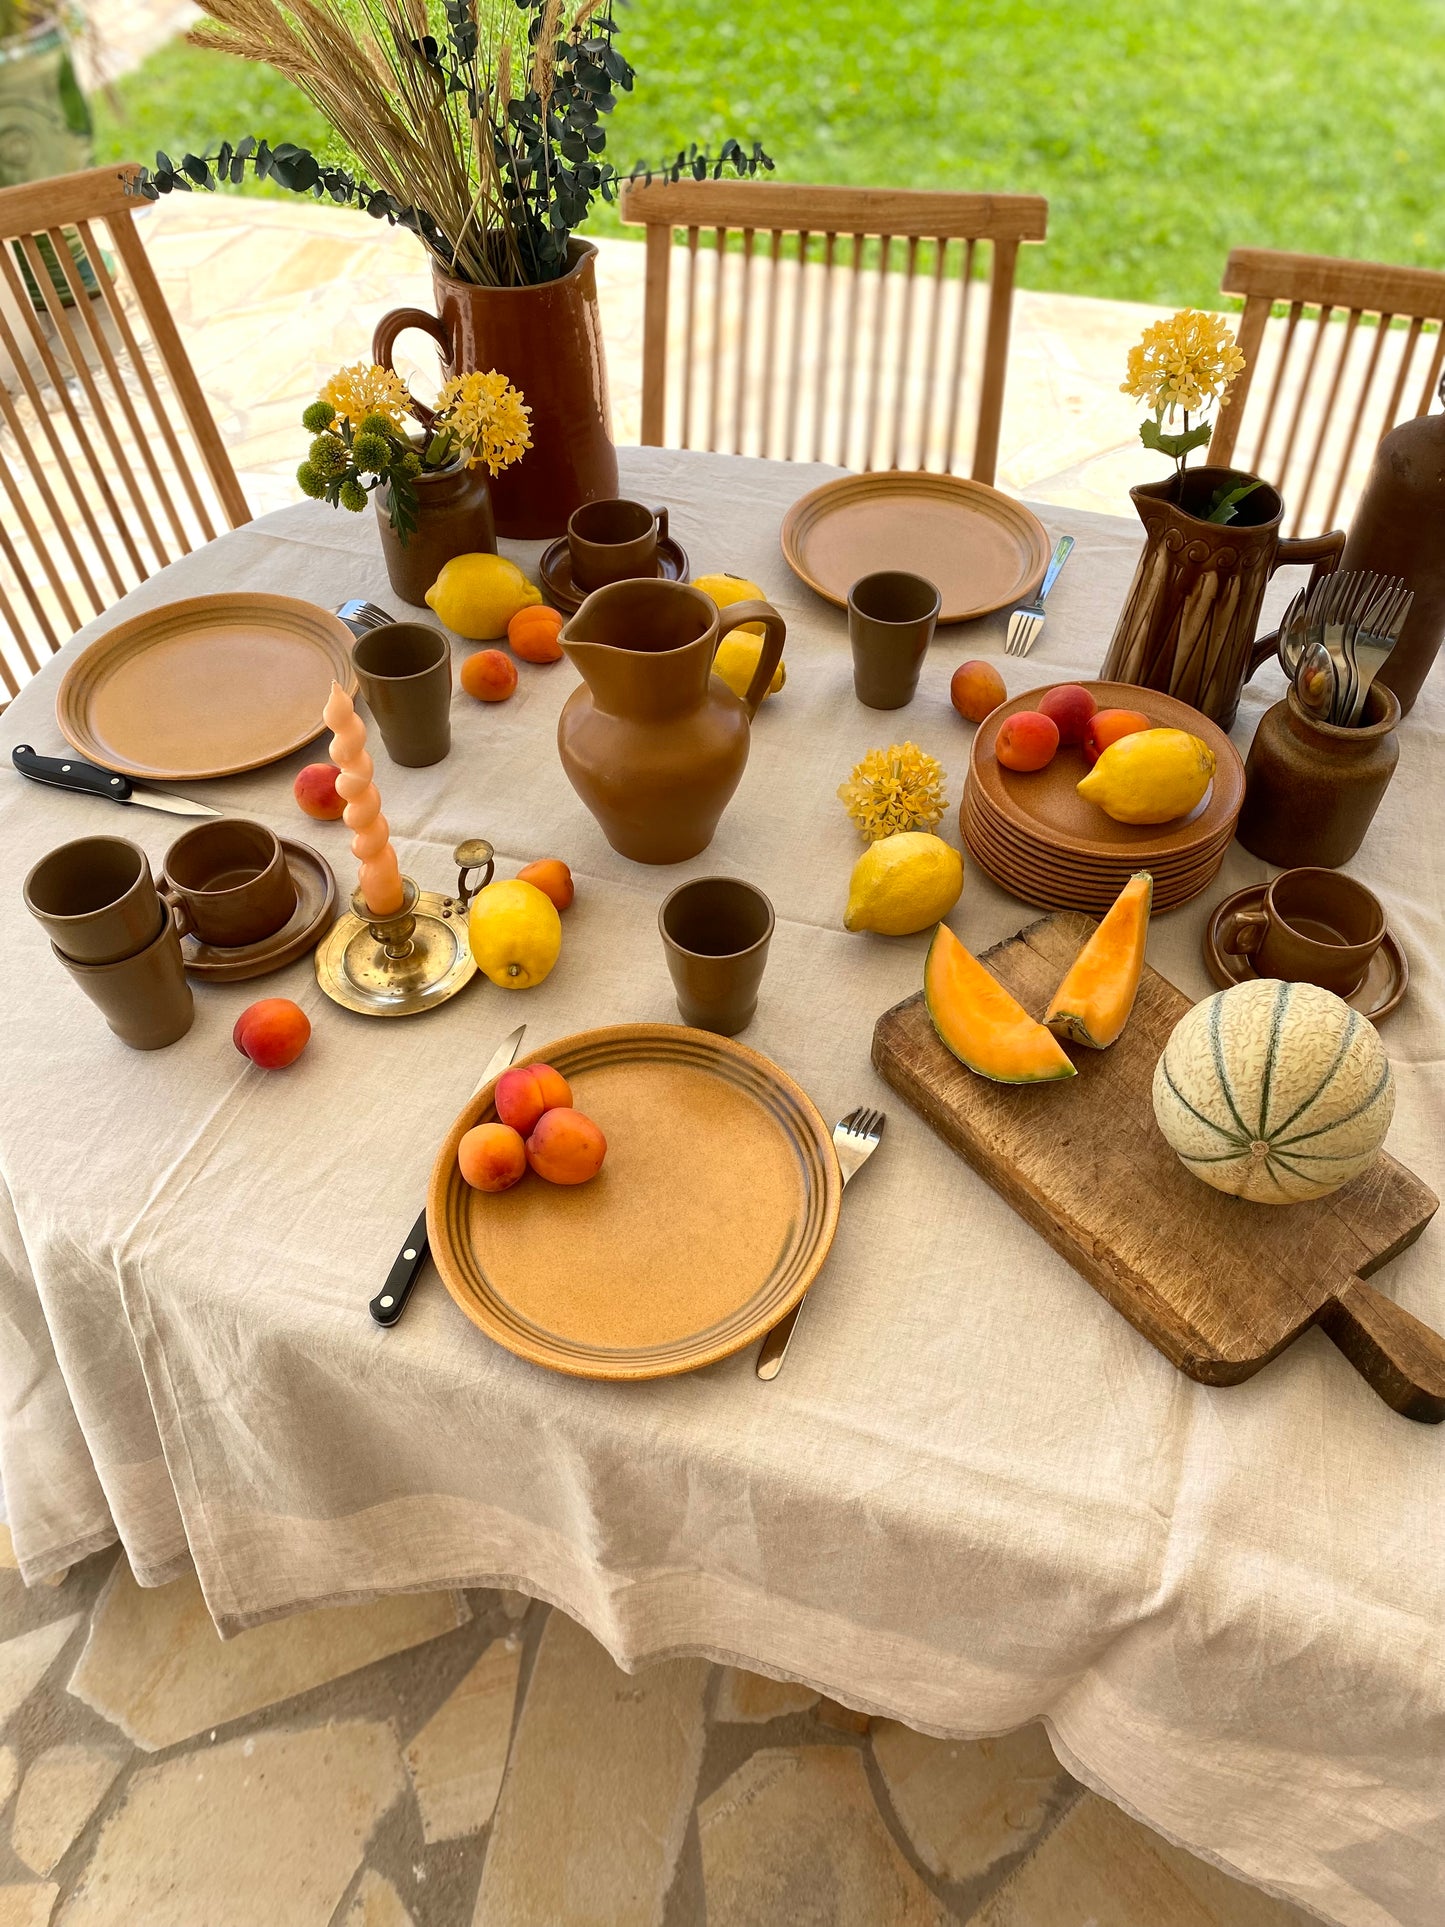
[539,534,690,615]
[428,1024,842,1380]
[1203,884,1409,1021]
[963,791,1234,878]
[57,594,357,781]
[779,472,1050,624]
[960,799,1226,912]
[181,840,337,982]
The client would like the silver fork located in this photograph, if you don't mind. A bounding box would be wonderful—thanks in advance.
[1005,535,1075,657]
[756,1107,885,1381]
[1345,581,1412,725]
[335,598,394,637]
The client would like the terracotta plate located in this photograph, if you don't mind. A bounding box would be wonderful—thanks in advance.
[962,828,1223,913]
[779,472,1050,623]
[57,594,357,780]
[428,1025,842,1380]
[963,791,1234,876]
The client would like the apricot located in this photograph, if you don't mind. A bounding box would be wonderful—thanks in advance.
[495,1061,574,1135]
[1083,708,1152,767]
[526,1107,607,1185]
[995,709,1060,772]
[508,605,566,664]
[232,997,311,1069]
[293,762,344,820]
[516,857,574,912]
[950,659,1007,723]
[1037,683,1097,747]
[460,649,518,702]
[458,1121,528,1192]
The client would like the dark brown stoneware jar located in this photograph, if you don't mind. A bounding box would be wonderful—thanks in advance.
[374,461,496,607]
[1236,681,1400,869]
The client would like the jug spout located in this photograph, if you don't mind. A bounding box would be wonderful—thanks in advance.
[561,579,720,720]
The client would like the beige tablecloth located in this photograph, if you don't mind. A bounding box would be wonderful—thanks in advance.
[1,449,1441,1927]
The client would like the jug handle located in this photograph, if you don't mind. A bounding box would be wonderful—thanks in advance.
[715,601,786,718]
[372,307,450,429]
[1248,527,1346,676]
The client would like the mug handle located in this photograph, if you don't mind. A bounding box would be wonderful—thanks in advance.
[371,307,450,429]
[715,600,786,719]
[1247,527,1346,676]
[654,506,669,543]
[1219,908,1267,957]
[158,882,195,942]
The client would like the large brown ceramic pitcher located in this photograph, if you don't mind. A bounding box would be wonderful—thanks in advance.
[372,239,619,541]
[558,580,786,864]
[1101,466,1343,727]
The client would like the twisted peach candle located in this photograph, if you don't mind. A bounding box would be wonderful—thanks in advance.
[323,681,404,917]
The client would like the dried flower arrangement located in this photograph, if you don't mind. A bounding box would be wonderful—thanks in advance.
[839,744,948,841]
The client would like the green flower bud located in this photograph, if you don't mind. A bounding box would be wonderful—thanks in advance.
[359,412,396,438]
[399,450,423,477]
[308,434,347,477]
[296,460,326,499]
[301,400,335,432]
[351,432,389,472]
[338,478,369,513]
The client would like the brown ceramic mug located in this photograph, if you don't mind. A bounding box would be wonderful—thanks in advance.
[568,499,669,591]
[1221,867,1385,997]
[848,571,942,709]
[659,876,775,1035]
[352,621,452,767]
[23,835,167,964]
[162,819,296,950]
[52,906,195,1050]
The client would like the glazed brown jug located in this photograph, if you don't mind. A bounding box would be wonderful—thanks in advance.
[372,240,618,540]
[1339,396,1445,715]
[1100,466,1343,727]
[558,580,786,864]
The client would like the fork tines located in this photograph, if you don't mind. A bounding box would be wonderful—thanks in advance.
[836,1106,885,1143]
[1005,610,1042,657]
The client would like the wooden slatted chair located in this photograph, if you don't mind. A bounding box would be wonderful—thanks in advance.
[0,164,250,705]
[1208,248,1445,535]
[617,181,1048,483]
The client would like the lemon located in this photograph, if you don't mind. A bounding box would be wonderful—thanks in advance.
[1076,727,1216,826]
[713,633,786,702]
[468,878,561,989]
[426,554,542,640]
[844,832,964,936]
[692,572,767,638]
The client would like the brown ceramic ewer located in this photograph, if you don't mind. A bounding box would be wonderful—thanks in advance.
[558,579,786,864]
[372,240,618,540]
[1100,466,1344,727]
[374,460,495,607]
[1236,681,1400,869]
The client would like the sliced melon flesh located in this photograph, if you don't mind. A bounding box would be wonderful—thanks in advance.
[924,923,1076,1084]
[1044,872,1153,1050]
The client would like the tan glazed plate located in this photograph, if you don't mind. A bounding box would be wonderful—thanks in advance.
[57,593,357,780]
[780,472,1050,623]
[428,1024,842,1380]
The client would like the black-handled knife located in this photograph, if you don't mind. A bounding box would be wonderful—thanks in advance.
[11,745,221,817]
[370,1023,528,1327]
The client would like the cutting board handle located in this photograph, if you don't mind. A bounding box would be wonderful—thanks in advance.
[1320,1279,1445,1423]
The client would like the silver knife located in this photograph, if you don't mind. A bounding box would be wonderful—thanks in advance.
[11,745,221,816]
[369,1023,527,1327]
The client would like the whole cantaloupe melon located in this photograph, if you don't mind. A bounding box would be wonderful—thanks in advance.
[1152,979,1393,1204]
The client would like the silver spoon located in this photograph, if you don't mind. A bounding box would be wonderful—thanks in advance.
[1295,638,1337,723]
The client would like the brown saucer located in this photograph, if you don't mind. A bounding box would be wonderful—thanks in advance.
[181,839,337,981]
[539,534,691,614]
[1203,884,1408,1021]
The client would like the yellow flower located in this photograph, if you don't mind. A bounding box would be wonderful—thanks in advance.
[434,370,532,476]
[839,743,948,842]
[1121,310,1245,420]
[318,361,413,431]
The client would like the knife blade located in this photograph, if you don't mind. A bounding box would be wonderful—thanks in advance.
[370,1023,528,1327]
[11,745,221,817]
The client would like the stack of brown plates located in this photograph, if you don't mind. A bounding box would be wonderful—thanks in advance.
[961,682,1245,913]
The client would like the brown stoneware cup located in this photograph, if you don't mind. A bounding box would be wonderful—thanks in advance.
[52,906,195,1050]
[659,876,775,1035]
[162,819,296,949]
[24,835,166,964]
[352,621,452,768]
[568,499,669,591]
[848,571,941,709]
[1221,867,1386,997]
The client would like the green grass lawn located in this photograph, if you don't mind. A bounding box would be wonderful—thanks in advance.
[94,0,1445,308]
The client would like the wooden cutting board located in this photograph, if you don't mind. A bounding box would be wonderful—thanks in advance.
[872,912,1445,1421]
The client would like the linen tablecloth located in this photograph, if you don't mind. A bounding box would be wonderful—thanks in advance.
[1,449,1441,1927]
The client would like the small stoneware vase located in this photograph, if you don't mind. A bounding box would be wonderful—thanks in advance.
[375,461,495,607]
[1236,682,1400,869]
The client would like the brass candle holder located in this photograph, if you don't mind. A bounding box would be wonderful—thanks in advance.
[315,839,495,1017]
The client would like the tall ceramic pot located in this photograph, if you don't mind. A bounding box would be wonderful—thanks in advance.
[374,460,496,607]
[372,239,618,541]
[1339,400,1445,716]
[1100,466,1343,728]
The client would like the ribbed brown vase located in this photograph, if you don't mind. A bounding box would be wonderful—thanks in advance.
[372,240,618,541]
[1100,467,1343,728]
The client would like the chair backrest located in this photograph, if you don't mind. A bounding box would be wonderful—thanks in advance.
[618,180,1047,484]
[0,164,249,703]
[1208,248,1445,535]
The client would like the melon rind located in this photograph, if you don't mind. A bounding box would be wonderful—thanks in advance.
[925,923,1076,1085]
[1045,871,1153,1049]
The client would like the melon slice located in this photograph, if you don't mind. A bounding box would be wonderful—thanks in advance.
[924,923,1076,1084]
[1045,872,1153,1049]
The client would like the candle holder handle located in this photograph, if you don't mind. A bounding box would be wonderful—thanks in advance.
[454,839,495,909]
